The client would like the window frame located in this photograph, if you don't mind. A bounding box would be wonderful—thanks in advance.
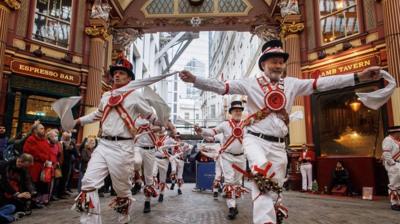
[316,0,362,46]
[31,0,75,50]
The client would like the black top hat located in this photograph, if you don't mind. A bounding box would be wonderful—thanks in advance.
[109,58,135,80]
[258,39,289,71]
[388,126,400,133]
[229,101,244,114]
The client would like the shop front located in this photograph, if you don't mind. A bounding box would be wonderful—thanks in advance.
[4,59,81,137]
[304,50,390,195]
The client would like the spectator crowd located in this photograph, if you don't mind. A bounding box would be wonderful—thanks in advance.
[0,121,98,223]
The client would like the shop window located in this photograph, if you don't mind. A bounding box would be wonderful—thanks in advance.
[319,0,358,44]
[313,83,385,158]
[33,0,72,48]
[26,95,58,119]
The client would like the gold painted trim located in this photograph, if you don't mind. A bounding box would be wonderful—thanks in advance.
[2,0,21,10]
[141,0,253,18]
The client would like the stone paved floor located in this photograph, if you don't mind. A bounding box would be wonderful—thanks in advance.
[16,183,399,224]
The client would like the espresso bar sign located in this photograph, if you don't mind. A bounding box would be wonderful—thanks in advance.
[10,60,81,86]
[312,55,377,78]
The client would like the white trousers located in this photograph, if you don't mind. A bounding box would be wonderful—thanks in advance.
[385,162,400,205]
[243,134,287,224]
[213,157,223,192]
[152,157,169,193]
[135,147,156,186]
[220,152,246,208]
[80,139,135,224]
[171,158,185,188]
[300,163,313,191]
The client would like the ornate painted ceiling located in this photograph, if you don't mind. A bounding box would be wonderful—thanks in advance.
[112,0,281,33]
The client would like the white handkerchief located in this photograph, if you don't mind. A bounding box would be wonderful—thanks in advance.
[289,111,304,121]
[143,86,171,125]
[356,70,396,110]
[51,96,81,131]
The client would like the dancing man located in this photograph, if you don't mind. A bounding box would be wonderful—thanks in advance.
[195,100,247,220]
[382,126,400,211]
[73,58,156,224]
[180,39,382,223]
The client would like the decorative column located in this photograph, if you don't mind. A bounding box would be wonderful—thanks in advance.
[382,0,400,126]
[83,18,109,137]
[0,0,21,105]
[280,15,306,147]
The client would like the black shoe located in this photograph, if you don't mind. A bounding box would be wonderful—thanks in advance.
[131,183,142,195]
[213,192,218,199]
[170,183,175,190]
[14,211,26,220]
[158,194,164,202]
[24,210,32,216]
[227,207,237,220]
[66,189,73,194]
[99,192,105,198]
[391,204,400,211]
[177,189,182,195]
[143,201,151,213]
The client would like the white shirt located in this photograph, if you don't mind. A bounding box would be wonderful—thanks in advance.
[382,135,400,166]
[79,90,156,138]
[194,73,355,138]
[154,136,176,158]
[134,116,157,147]
[201,120,244,154]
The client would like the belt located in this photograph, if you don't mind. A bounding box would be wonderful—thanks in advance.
[156,156,168,160]
[101,136,133,141]
[247,131,285,143]
[225,152,244,156]
[141,146,155,150]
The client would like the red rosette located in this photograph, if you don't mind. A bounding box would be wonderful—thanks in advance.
[108,94,123,107]
[155,141,163,148]
[232,127,243,138]
[265,90,286,111]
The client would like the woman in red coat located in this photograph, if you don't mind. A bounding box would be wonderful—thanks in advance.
[23,123,50,204]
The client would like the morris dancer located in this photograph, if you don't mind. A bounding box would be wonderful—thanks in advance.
[72,58,156,224]
[132,115,160,213]
[382,126,400,211]
[195,101,247,220]
[169,132,193,195]
[180,39,383,223]
[152,128,175,203]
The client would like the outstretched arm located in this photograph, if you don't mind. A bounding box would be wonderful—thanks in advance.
[292,66,382,96]
[76,100,104,126]
[194,123,223,139]
[179,70,248,95]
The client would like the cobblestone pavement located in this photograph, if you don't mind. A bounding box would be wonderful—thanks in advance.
[16,183,399,224]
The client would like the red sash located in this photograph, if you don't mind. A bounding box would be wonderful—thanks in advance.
[242,76,288,126]
[220,120,243,154]
[135,122,157,145]
[101,90,136,134]
[390,136,400,161]
[155,135,170,158]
